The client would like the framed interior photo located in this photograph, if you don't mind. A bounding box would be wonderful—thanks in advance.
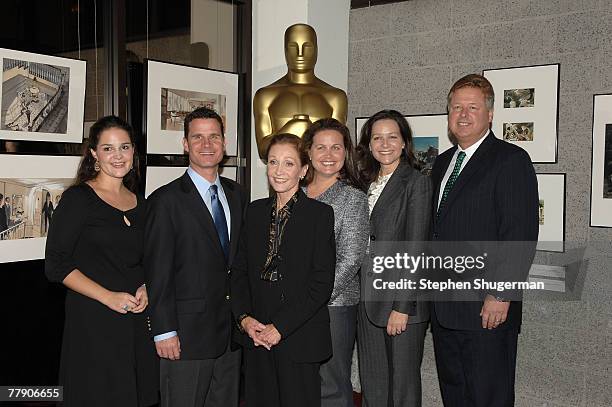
[589,93,612,227]
[0,48,86,143]
[0,154,80,263]
[145,59,239,156]
[355,113,453,175]
[483,64,559,163]
[145,166,238,198]
[536,173,565,252]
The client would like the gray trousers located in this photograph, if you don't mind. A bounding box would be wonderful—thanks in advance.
[357,303,427,407]
[160,347,241,407]
[320,305,358,407]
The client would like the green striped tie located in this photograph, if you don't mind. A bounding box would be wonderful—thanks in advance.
[437,151,466,217]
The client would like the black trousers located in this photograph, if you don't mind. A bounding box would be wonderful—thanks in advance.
[159,346,241,407]
[431,313,519,407]
[244,343,321,407]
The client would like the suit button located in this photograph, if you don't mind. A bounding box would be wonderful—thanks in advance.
[226,295,230,300]
[370,253,375,259]
[370,235,376,241]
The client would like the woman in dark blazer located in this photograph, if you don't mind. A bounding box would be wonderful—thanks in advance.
[231,133,336,407]
[356,110,432,407]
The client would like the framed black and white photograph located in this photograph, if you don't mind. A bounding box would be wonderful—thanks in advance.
[536,173,565,252]
[0,155,80,263]
[590,93,612,227]
[355,113,453,175]
[145,166,238,198]
[145,60,239,156]
[483,64,559,163]
[0,48,86,144]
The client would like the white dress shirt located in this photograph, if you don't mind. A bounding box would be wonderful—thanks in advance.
[437,130,490,210]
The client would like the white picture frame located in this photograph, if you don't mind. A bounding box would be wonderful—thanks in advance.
[589,93,612,227]
[536,173,565,252]
[0,155,81,263]
[0,48,86,143]
[483,64,559,163]
[145,60,239,156]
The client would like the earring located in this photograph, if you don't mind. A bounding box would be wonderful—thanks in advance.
[94,160,101,172]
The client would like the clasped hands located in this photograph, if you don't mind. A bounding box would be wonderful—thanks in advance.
[241,316,281,350]
[102,284,148,314]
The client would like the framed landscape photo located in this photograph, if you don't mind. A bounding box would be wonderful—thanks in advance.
[0,154,80,263]
[590,93,612,227]
[483,64,559,163]
[355,113,453,175]
[536,173,565,252]
[0,48,86,143]
[145,60,239,156]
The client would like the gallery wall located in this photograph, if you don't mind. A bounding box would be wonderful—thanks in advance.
[347,1,612,406]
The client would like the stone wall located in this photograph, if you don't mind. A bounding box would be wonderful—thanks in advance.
[348,1,612,406]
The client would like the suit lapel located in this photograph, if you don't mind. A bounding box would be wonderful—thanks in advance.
[179,173,226,260]
[221,177,241,262]
[437,133,496,222]
[370,162,409,220]
[432,148,455,217]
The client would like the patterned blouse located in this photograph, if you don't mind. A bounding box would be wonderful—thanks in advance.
[367,172,393,215]
[261,191,299,281]
[305,181,369,306]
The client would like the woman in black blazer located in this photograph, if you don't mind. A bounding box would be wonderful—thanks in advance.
[356,110,432,407]
[231,133,336,407]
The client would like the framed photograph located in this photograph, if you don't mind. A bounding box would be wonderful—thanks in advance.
[0,48,86,143]
[483,64,559,163]
[0,155,80,263]
[536,173,565,252]
[145,60,239,156]
[145,166,238,198]
[590,93,612,227]
[355,113,453,175]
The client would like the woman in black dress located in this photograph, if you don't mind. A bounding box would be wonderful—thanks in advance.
[45,116,158,406]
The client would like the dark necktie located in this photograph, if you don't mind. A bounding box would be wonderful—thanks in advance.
[437,151,466,217]
[209,184,229,261]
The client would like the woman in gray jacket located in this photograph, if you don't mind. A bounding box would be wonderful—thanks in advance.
[302,118,369,407]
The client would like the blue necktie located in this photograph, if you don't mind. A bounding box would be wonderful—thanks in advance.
[209,184,229,261]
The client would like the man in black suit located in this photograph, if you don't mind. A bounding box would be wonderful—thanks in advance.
[145,107,247,407]
[430,74,539,407]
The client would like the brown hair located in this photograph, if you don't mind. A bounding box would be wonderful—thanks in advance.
[302,118,364,190]
[266,133,309,167]
[184,107,224,139]
[74,116,140,192]
[447,74,495,110]
[356,110,417,186]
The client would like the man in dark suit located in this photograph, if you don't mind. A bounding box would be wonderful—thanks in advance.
[145,107,247,407]
[430,74,539,407]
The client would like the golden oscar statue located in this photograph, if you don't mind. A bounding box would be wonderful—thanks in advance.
[253,23,348,159]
